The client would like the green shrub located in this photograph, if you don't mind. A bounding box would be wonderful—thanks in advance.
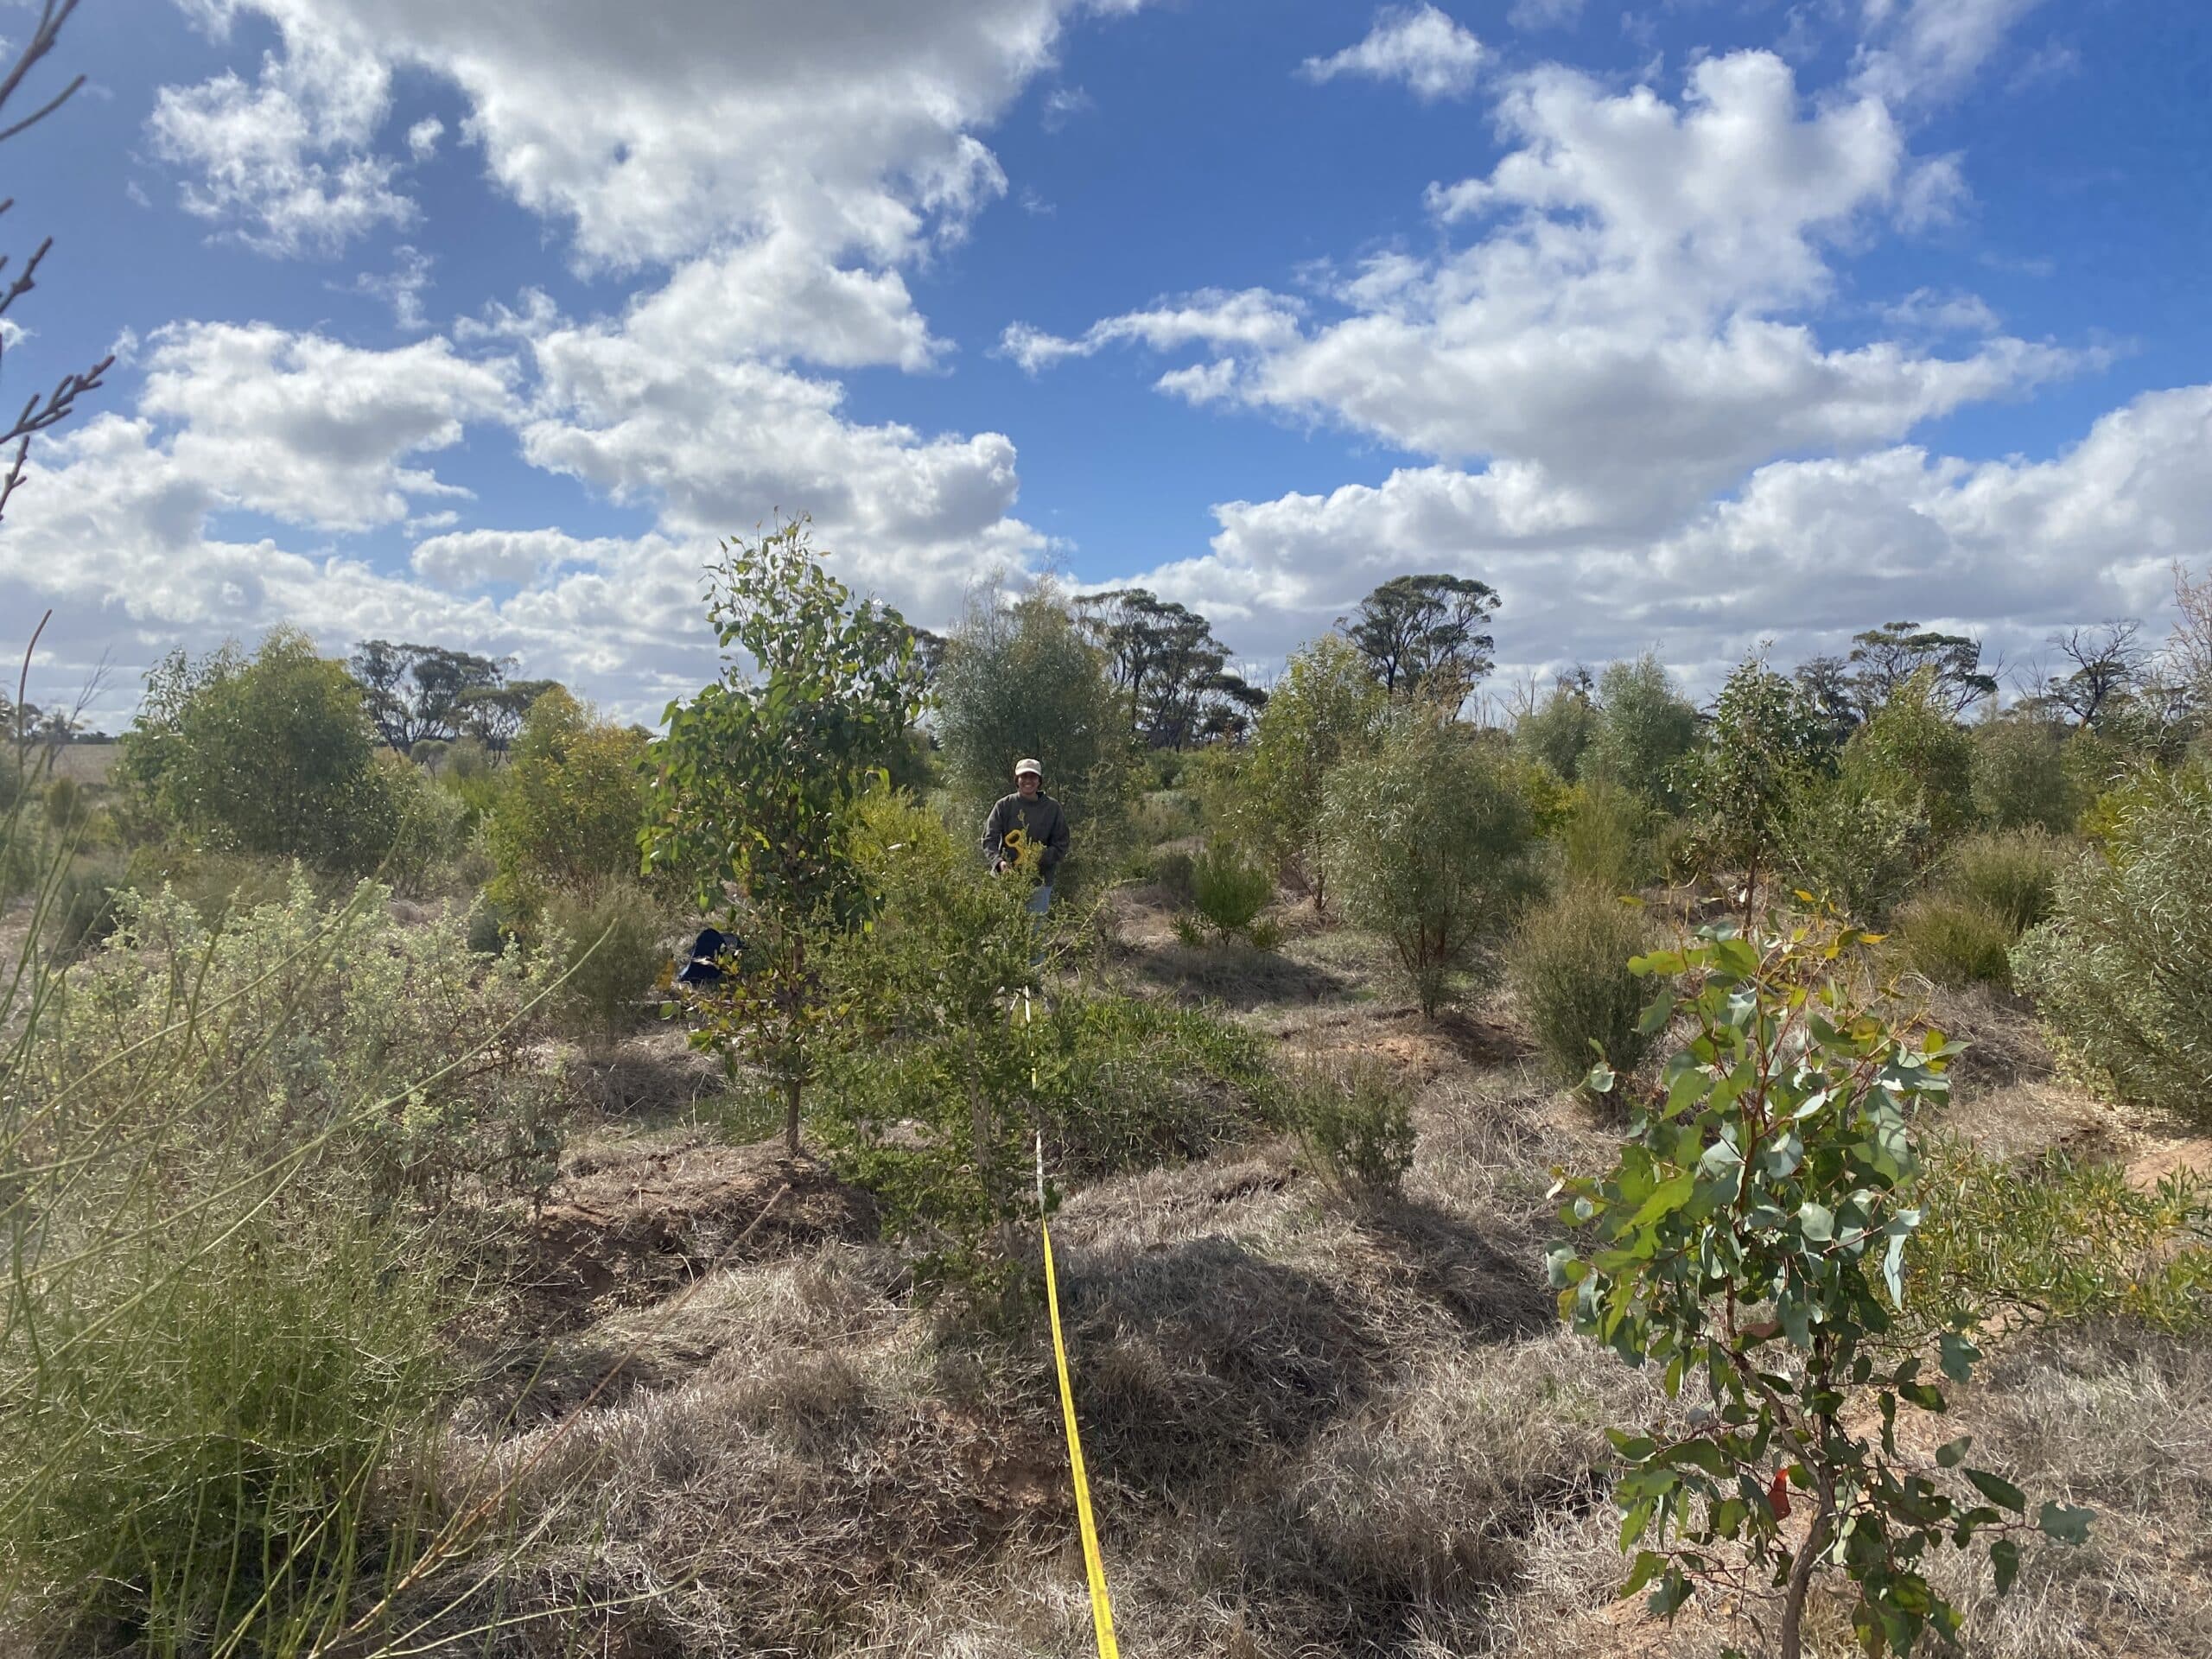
[1583,654,1699,810]
[118,630,401,874]
[380,753,473,898]
[1240,633,1387,912]
[2013,771,2212,1120]
[1841,668,1976,844]
[44,865,121,959]
[485,688,650,922]
[1940,829,2069,936]
[35,875,569,1214]
[1897,893,2018,988]
[2,1209,446,1653]
[1147,846,1198,906]
[1907,1143,2210,1336]
[1971,715,2077,833]
[1510,883,1657,1089]
[1783,777,1925,925]
[1131,789,1201,846]
[1555,776,1658,893]
[1320,715,1538,1017]
[1283,1056,1416,1198]
[542,880,672,1047]
[1191,838,1272,942]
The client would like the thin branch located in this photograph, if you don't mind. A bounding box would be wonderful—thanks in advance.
[0,2,84,140]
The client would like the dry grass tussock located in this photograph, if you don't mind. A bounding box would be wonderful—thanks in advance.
[397,1066,1684,1657]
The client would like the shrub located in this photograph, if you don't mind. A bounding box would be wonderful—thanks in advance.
[1556,775,1658,893]
[820,796,1277,1286]
[485,688,650,921]
[1971,715,2077,833]
[1241,633,1387,911]
[1907,1143,2210,1336]
[1131,789,1201,846]
[34,874,569,1215]
[2013,771,2212,1120]
[1784,776,1925,925]
[43,864,120,959]
[931,581,1135,857]
[2,1208,446,1652]
[1282,1055,1416,1198]
[380,753,472,898]
[1320,715,1538,1018]
[118,631,401,874]
[1941,829,2069,936]
[1897,893,2018,988]
[1147,846,1197,906]
[1842,668,1977,846]
[542,880,672,1047]
[1509,884,1657,1089]
[1584,654,1700,810]
[1515,677,1598,782]
[1191,838,1272,942]
[1689,656,1832,912]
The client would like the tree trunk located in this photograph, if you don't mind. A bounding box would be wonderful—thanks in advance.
[784,1075,802,1157]
[1778,1467,1837,1659]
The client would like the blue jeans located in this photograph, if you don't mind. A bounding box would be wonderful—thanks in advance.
[1026,880,1053,915]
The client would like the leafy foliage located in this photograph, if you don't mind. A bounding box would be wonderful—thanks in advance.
[33,874,568,1215]
[2012,769,2212,1120]
[645,520,923,1152]
[1552,921,2087,1656]
[1510,884,1656,1090]
[1690,657,1832,913]
[1192,837,1274,942]
[1842,670,1977,846]
[1908,1144,2210,1336]
[1239,632,1386,912]
[1970,715,2078,834]
[1319,715,1538,1017]
[119,630,399,874]
[1282,1055,1416,1198]
[1585,654,1700,810]
[1895,894,2018,989]
[1344,573,1499,707]
[542,878,673,1047]
[1515,669,1599,782]
[1783,776,1925,925]
[484,687,649,920]
[932,581,1132,849]
[1555,775,1660,894]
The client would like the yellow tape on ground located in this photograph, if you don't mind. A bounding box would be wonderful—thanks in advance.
[1043,1214,1121,1659]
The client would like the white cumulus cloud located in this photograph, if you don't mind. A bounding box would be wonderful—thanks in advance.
[1300,4,1485,102]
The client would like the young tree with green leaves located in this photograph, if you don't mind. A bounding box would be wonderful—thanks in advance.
[1553,920,2090,1659]
[1841,668,1976,846]
[1692,657,1831,918]
[1514,667,1599,782]
[643,520,922,1154]
[932,580,1132,852]
[1240,632,1386,913]
[1319,714,1537,1017]
[1585,654,1701,810]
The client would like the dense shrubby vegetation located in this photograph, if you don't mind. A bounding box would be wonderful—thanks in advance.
[10,478,2211,1657]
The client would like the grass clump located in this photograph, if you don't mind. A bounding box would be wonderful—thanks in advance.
[1508,883,1657,1089]
[1283,1055,1416,1198]
[1,1210,448,1655]
[1942,828,2069,936]
[1190,838,1273,944]
[1897,893,2019,988]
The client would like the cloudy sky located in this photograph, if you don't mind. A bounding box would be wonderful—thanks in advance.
[5,0,2208,722]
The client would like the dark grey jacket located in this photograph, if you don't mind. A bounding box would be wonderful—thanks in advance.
[982,791,1070,873]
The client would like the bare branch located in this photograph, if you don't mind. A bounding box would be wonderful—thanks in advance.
[0,1,85,140]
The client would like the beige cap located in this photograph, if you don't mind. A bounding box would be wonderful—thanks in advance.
[1013,758,1043,778]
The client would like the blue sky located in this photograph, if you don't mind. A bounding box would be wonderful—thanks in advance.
[5,0,2209,722]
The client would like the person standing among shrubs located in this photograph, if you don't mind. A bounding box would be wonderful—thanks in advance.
[982,758,1069,913]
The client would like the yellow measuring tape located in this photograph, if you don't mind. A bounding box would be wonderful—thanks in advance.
[1038,1128,1121,1659]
